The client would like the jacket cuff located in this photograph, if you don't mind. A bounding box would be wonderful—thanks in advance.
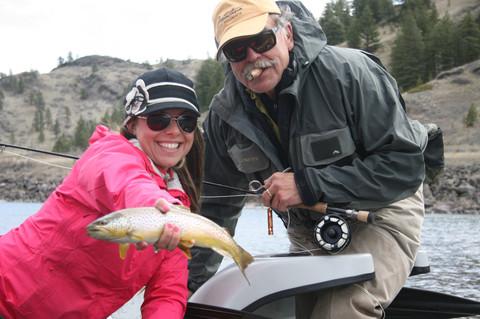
[294,168,320,206]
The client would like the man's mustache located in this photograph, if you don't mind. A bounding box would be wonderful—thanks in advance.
[243,59,277,80]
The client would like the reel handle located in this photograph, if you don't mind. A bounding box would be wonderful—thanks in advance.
[296,203,374,224]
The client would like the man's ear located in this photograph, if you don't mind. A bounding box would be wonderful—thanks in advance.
[285,23,294,50]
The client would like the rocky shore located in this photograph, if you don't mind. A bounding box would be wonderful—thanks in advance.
[0,159,479,214]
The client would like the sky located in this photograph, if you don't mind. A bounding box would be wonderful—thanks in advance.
[0,0,328,75]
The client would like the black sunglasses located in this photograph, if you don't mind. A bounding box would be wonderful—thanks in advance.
[138,113,198,133]
[223,26,280,62]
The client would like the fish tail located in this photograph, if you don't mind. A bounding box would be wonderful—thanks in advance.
[234,245,254,285]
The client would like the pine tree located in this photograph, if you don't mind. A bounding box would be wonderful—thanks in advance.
[320,3,345,45]
[352,0,394,23]
[53,118,61,137]
[53,134,72,153]
[428,15,456,75]
[465,103,478,128]
[45,107,53,128]
[358,5,381,52]
[456,13,480,65]
[334,0,352,30]
[73,117,96,150]
[33,109,44,132]
[391,12,425,90]
[195,59,225,112]
[347,17,362,48]
[73,117,88,148]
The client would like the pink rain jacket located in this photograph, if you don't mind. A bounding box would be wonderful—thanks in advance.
[0,125,190,319]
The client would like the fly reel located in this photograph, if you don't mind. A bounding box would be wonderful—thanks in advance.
[313,214,351,254]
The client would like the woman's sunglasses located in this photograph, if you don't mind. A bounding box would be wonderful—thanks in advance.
[223,26,280,63]
[138,113,198,133]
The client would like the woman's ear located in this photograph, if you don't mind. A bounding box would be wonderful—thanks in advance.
[126,119,136,135]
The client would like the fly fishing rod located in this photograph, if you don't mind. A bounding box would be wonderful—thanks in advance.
[0,143,79,160]
[2,142,373,252]
[205,179,375,254]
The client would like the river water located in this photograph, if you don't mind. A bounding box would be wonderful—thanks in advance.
[1,202,479,316]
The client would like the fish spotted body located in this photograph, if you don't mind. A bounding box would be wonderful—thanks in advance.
[87,205,254,279]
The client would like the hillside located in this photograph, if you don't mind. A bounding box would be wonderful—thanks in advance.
[0,56,203,154]
[0,0,479,211]
[405,59,480,160]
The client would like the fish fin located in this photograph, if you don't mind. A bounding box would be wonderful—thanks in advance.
[236,246,254,285]
[178,242,192,259]
[119,243,130,259]
[212,245,254,285]
[180,239,195,248]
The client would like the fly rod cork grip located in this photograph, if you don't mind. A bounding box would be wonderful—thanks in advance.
[295,203,374,224]
[355,210,374,223]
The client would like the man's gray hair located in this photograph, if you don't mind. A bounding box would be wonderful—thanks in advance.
[272,4,294,28]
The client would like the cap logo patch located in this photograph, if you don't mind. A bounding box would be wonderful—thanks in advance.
[124,79,149,116]
[218,7,242,26]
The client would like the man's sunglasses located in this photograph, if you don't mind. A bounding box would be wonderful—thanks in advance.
[223,26,280,63]
[138,113,198,133]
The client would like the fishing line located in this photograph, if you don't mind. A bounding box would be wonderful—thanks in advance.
[1,149,73,170]
[201,194,259,199]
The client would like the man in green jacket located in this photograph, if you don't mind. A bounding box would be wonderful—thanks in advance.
[189,0,428,318]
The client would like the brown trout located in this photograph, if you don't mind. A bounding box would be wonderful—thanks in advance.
[86,205,254,279]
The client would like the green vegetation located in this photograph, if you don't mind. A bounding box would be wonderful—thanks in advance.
[53,134,73,153]
[406,83,433,94]
[80,88,88,100]
[29,90,45,109]
[319,0,480,91]
[391,12,425,89]
[320,0,393,50]
[464,103,478,127]
[195,59,225,112]
[73,116,97,149]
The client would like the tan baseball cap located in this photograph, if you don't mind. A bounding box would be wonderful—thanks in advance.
[212,0,281,60]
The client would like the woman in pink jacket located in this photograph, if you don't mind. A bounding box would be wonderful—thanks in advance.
[0,68,204,319]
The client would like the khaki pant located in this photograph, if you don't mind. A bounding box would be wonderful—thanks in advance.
[288,186,424,319]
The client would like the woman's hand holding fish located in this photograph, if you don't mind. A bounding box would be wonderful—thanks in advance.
[154,197,172,214]
[135,198,181,252]
[154,223,181,251]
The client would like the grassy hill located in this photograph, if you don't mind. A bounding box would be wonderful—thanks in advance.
[0,0,478,163]
[0,57,203,155]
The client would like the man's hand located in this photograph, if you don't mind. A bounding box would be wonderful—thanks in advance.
[135,198,181,252]
[261,172,302,211]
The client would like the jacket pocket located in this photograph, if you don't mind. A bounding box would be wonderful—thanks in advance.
[300,127,356,166]
[227,143,270,174]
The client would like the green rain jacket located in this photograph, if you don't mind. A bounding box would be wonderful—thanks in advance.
[188,0,428,292]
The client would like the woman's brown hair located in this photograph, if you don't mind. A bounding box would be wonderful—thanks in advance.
[175,127,204,213]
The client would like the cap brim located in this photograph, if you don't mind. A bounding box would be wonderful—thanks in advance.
[142,101,200,116]
[216,13,269,60]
